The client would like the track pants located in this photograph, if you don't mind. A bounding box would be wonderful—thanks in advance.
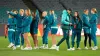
[91,29,97,46]
[57,29,70,49]
[8,31,15,44]
[71,29,81,48]
[15,29,24,46]
[42,28,50,44]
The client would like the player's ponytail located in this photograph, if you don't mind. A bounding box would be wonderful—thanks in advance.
[91,8,97,13]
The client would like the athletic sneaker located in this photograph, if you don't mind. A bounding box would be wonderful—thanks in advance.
[92,46,98,50]
[34,47,39,49]
[12,46,16,50]
[84,47,88,50]
[49,46,56,49]
[16,45,20,48]
[67,48,72,51]
[22,47,32,50]
[94,46,98,50]
[7,43,14,48]
[77,47,81,50]
[40,44,48,49]
[71,47,75,50]
[44,44,48,49]
[40,46,45,49]
[56,46,59,51]
[90,47,93,49]
[92,47,96,50]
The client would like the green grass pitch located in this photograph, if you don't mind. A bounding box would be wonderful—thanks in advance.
[0,36,100,56]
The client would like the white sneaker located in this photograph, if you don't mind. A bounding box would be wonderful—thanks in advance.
[16,45,20,48]
[67,48,72,51]
[7,43,14,48]
[12,46,16,50]
[40,44,45,49]
[44,45,48,49]
[92,47,96,50]
[77,47,81,50]
[40,46,45,49]
[49,46,56,49]
[21,46,24,50]
[44,47,48,49]
[84,47,88,50]
[90,47,93,49]
[34,47,39,49]
[56,46,59,51]
[94,46,98,50]
[92,46,98,50]
[71,47,75,50]
[22,47,32,50]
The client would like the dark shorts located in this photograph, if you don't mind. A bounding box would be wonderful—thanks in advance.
[51,28,58,34]
[33,28,38,34]
[30,28,38,34]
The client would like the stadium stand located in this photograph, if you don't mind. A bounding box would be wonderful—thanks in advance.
[0,0,100,24]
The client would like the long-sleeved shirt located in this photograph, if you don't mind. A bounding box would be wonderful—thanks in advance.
[61,10,70,25]
[72,17,82,30]
[82,14,90,28]
[51,14,58,28]
[8,12,25,28]
[90,14,98,31]
[43,15,52,29]
[22,16,32,33]
[7,18,17,31]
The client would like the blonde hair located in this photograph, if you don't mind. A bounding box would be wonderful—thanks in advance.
[19,9,24,13]
[84,9,88,13]
[51,10,57,19]
[12,9,18,14]
[91,8,97,13]
[25,9,31,16]
[43,11,47,15]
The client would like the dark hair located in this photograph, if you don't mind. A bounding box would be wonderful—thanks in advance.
[74,11,81,20]
[49,10,54,14]
[67,8,72,12]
